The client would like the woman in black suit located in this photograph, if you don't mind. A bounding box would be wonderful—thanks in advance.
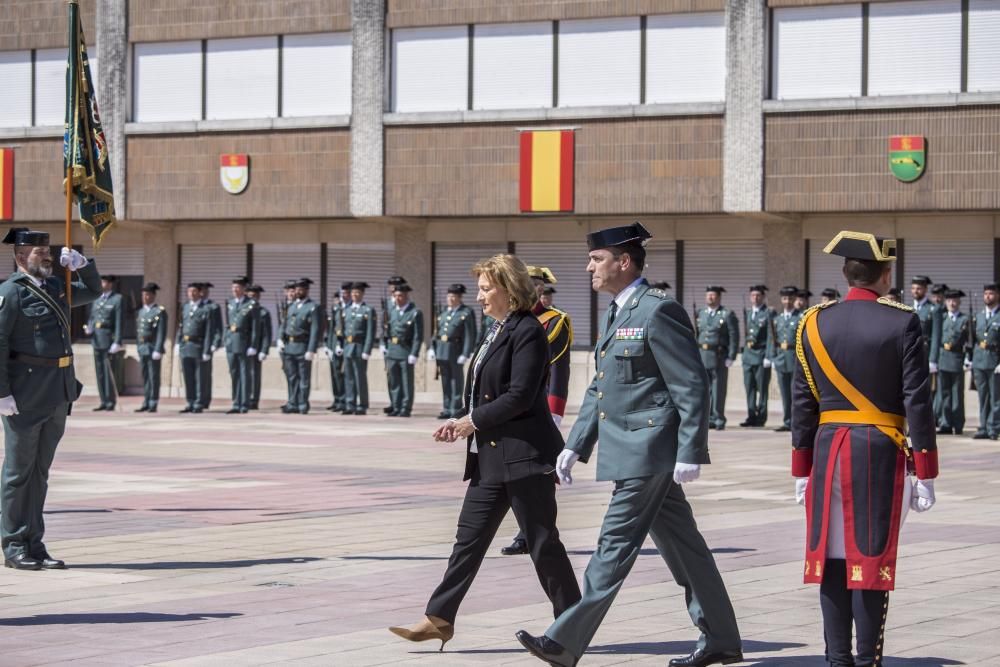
[389,254,581,650]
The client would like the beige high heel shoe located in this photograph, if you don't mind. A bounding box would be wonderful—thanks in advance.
[388,614,455,651]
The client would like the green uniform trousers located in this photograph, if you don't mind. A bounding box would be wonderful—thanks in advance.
[227,352,251,411]
[438,360,464,416]
[280,352,296,407]
[248,356,262,409]
[285,355,312,412]
[706,365,728,428]
[937,370,965,432]
[344,356,369,410]
[1,405,67,559]
[743,363,770,425]
[181,357,209,410]
[546,473,741,660]
[973,368,1000,436]
[92,348,119,407]
[775,369,793,428]
[139,354,161,409]
[199,359,213,408]
[387,358,414,415]
[328,356,345,410]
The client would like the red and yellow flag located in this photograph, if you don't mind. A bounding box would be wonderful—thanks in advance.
[0,148,12,221]
[519,130,574,213]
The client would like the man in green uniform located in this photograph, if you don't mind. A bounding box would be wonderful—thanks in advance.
[929,282,948,425]
[279,278,320,414]
[821,288,841,304]
[135,282,167,413]
[696,286,739,430]
[517,221,741,667]
[325,281,350,412]
[937,289,970,435]
[771,285,802,432]
[971,283,1000,439]
[199,282,223,409]
[428,284,476,419]
[911,275,942,401]
[85,274,123,411]
[0,229,102,569]
[279,280,297,411]
[175,282,214,413]
[340,282,375,415]
[245,285,270,411]
[741,284,774,427]
[224,276,261,414]
[382,283,423,417]
[794,289,811,312]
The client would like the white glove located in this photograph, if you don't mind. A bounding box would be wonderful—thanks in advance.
[0,395,19,417]
[673,462,701,484]
[201,353,211,362]
[964,359,973,370]
[427,349,436,362]
[928,361,938,374]
[83,324,92,335]
[361,352,370,361]
[994,363,1000,375]
[174,343,181,355]
[911,479,935,512]
[151,351,162,361]
[556,449,580,485]
[304,351,315,361]
[552,413,563,427]
[380,344,388,355]
[108,342,122,354]
[457,355,468,365]
[325,348,333,360]
[724,359,733,368]
[59,247,87,271]
[258,352,267,362]
[795,477,809,506]
[335,345,343,357]
[246,347,257,356]
[277,339,286,351]
[407,354,417,365]
[210,345,217,353]
[763,358,772,369]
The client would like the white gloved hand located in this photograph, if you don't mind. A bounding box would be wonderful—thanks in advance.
[258,352,267,362]
[210,345,217,353]
[427,349,436,362]
[552,413,563,427]
[151,351,162,361]
[174,343,181,355]
[556,449,580,485]
[911,479,936,512]
[795,477,809,506]
[994,363,1000,375]
[763,358,772,369]
[246,347,257,357]
[335,345,343,357]
[325,348,333,360]
[964,359,973,370]
[109,342,122,355]
[380,344,388,355]
[724,359,733,368]
[304,351,315,362]
[0,395,19,417]
[201,353,211,362]
[83,324,92,335]
[673,462,701,484]
[407,354,417,365]
[361,352,370,361]
[457,355,468,365]
[277,339,286,351]
[928,361,938,374]
[59,247,87,271]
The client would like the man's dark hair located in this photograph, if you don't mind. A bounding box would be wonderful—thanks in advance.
[843,259,889,286]
[609,242,646,272]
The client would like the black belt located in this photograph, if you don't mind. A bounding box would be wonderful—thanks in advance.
[138,336,155,343]
[11,352,73,368]
[182,335,203,342]
[285,335,306,342]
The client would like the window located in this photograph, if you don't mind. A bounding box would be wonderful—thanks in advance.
[392,26,469,112]
[868,0,961,96]
[282,32,352,117]
[0,51,31,128]
[969,0,1000,92]
[34,49,67,126]
[772,5,863,99]
[473,22,553,110]
[558,17,640,107]
[646,13,726,104]
[205,36,278,120]
[134,41,203,122]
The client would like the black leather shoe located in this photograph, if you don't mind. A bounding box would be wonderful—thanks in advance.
[354,410,366,416]
[148,406,157,413]
[383,406,394,414]
[739,419,754,427]
[715,423,725,431]
[437,411,451,419]
[298,409,309,415]
[397,412,411,418]
[501,539,529,556]
[192,408,203,414]
[4,554,42,571]
[387,410,399,417]
[668,648,743,666]
[135,406,149,413]
[775,425,791,432]
[342,408,355,415]
[515,631,577,667]
[937,427,953,435]
[92,405,107,412]
[226,408,241,414]
[180,406,194,413]
[32,552,66,569]
[973,431,990,439]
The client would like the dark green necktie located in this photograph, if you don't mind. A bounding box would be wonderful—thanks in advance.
[606,301,618,330]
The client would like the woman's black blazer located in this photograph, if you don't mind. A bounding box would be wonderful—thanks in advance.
[460,310,564,484]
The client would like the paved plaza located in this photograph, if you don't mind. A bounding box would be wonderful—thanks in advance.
[0,396,997,666]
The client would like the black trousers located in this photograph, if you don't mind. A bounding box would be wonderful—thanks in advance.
[426,473,581,624]
[820,559,889,667]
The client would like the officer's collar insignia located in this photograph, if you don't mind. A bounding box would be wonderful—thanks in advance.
[615,327,644,340]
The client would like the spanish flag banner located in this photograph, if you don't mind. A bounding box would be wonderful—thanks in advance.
[0,148,12,221]
[519,130,574,213]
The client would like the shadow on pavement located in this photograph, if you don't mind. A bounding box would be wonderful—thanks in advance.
[747,658,964,666]
[0,612,241,626]
[567,547,756,557]
[435,640,803,657]
[340,555,446,561]
[72,556,321,570]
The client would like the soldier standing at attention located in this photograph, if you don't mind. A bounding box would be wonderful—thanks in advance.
[821,288,841,304]
[937,289,970,435]
[792,231,937,667]
[794,289,811,311]
[199,283,223,409]
[971,283,1000,440]
[224,276,260,414]
[85,274,123,411]
[175,283,214,413]
[930,283,948,308]
[280,278,320,414]
[929,283,948,425]
[0,230,101,570]
[429,284,476,419]
[383,283,423,417]
[772,286,802,433]
[911,276,942,402]
[278,280,297,412]
[741,284,773,427]
[325,281,350,412]
[340,282,375,415]
[135,283,167,413]
[697,286,739,431]
[245,285,270,411]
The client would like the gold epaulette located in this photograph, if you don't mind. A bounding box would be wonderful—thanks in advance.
[795,301,837,402]
[876,296,915,312]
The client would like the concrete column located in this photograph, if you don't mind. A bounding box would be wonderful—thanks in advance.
[723,0,766,213]
[96,0,128,220]
[395,224,431,392]
[763,220,805,293]
[350,0,385,217]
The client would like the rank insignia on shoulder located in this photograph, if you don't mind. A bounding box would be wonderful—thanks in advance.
[615,327,644,340]
[0,296,4,308]
[646,288,666,298]
[876,296,915,312]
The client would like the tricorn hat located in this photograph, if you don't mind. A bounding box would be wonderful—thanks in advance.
[821,288,841,299]
[247,284,264,293]
[823,231,897,262]
[797,289,813,298]
[779,285,798,297]
[911,275,932,286]
[944,289,966,299]
[931,283,949,295]
[749,284,768,293]
[2,227,49,246]
[705,285,726,294]
[586,221,652,251]
[351,281,369,290]
[100,274,118,282]
[392,283,413,293]
[141,282,160,293]
[387,275,407,286]
[340,281,353,291]
[542,286,557,295]
[447,283,467,294]
[527,266,558,284]
[232,275,250,286]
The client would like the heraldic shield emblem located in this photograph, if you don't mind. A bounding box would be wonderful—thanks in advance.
[220,154,249,194]
[888,136,925,182]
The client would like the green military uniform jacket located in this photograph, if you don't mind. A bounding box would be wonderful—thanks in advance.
[742,306,774,366]
[696,306,740,368]
[972,308,1000,370]
[771,309,802,372]
[176,301,214,358]
[0,262,103,410]
[224,297,261,354]
[342,302,375,358]
[433,305,476,361]
[87,292,123,350]
[136,304,168,356]
[938,310,970,374]
[914,299,942,364]
[206,299,223,351]
[256,307,273,352]
[282,298,321,356]
[566,282,710,481]
[326,299,345,351]
[386,303,423,360]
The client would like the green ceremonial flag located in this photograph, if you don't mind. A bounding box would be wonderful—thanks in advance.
[64,0,116,249]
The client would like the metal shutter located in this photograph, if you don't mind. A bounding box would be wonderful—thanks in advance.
[282,32,352,117]
[646,13,726,104]
[517,241,593,346]
[134,41,203,122]
[178,245,247,304]
[94,247,145,275]
[206,36,278,120]
[252,243,321,328]
[682,240,766,313]
[0,51,31,128]
[34,49,66,126]
[905,239,994,296]
[644,240,678,291]
[868,0,961,96]
[969,0,1000,92]
[558,17,640,107]
[473,22,553,110]
[434,243,506,333]
[773,5,863,100]
[391,26,469,112]
[327,242,397,334]
[808,240,850,299]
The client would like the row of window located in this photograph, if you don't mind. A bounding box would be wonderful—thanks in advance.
[773,0,1000,99]
[0,49,98,128]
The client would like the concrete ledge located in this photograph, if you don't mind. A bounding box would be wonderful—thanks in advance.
[763,92,1000,114]
[384,102,725,126]
[125,115,351,135]
[0,125,63,140]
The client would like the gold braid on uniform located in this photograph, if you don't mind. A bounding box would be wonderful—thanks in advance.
[874,590,890,666]
[876,296,915,313]
[539,309,573,364]
[795,301,837,403]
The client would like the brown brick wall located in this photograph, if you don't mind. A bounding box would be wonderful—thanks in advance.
[387,0,724,28]
[127,130,350,221]
[385,117,723,216]
[0,0,96,51]
[764,106,1000,213]
[7,138,68,223]
[129,0,350,43]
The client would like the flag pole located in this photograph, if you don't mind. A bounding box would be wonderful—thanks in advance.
[65,164,73,308]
